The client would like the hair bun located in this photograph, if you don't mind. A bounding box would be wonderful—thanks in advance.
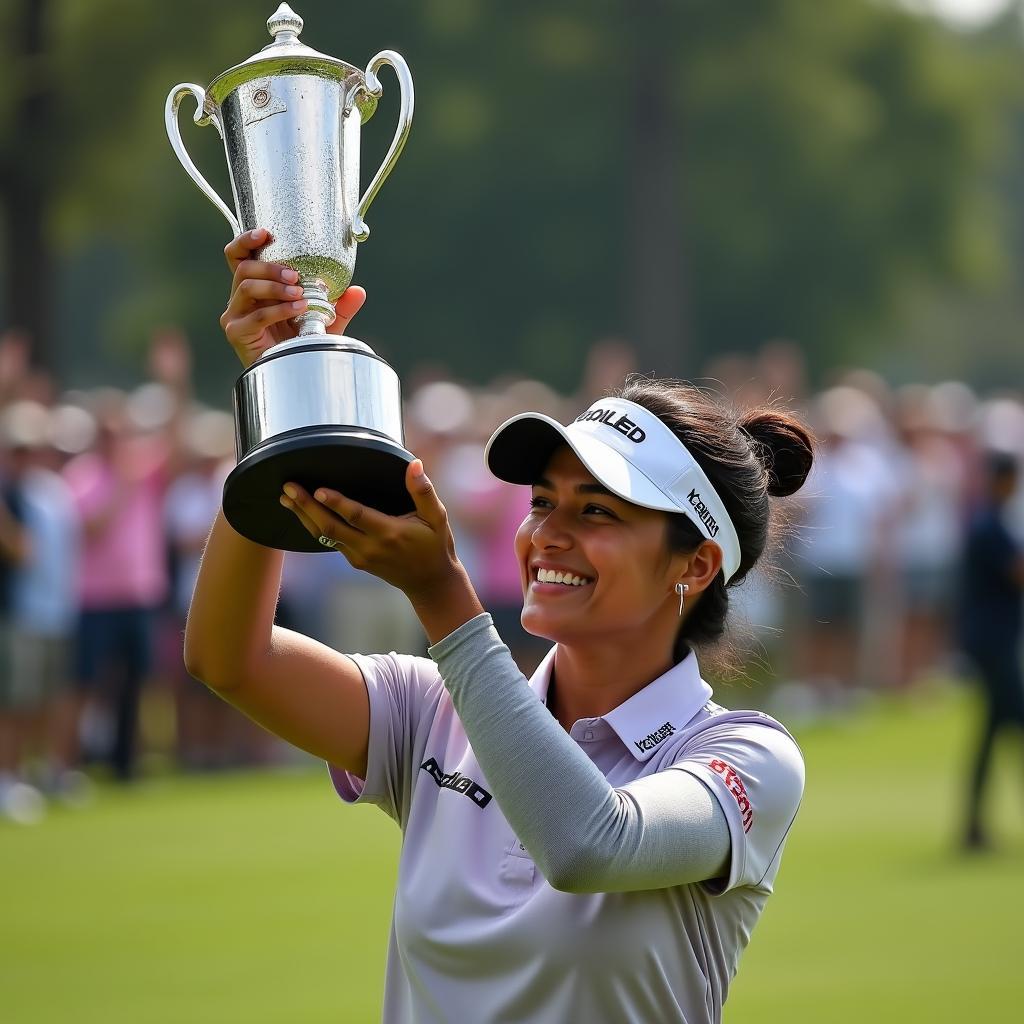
[739,408,815,497]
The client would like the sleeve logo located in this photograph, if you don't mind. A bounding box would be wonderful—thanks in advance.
[709,758,753,833]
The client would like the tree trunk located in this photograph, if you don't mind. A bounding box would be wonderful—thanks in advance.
[623,0,690,377]
[0,0,56,372]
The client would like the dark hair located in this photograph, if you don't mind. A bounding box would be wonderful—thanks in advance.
[616,378,815,671]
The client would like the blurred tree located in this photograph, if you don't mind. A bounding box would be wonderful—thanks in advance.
[678,0,1009,375]
[0,0,58,368]
[0,0,256,380]
[624,0,690,374]
[870,0,1024,388]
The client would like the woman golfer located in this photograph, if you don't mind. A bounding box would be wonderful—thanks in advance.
[187,228,813,1023]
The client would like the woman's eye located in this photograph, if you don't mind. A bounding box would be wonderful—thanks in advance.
[585,504,616,518]
[529,496,552,509]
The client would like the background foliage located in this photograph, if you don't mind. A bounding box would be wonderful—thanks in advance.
[2,0,1023,398]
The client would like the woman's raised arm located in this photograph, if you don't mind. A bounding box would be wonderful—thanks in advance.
[183,229,372,776]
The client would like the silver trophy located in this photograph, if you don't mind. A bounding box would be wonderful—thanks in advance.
[165,3,414,551]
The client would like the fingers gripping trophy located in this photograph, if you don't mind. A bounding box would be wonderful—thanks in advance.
[165,3,415,551]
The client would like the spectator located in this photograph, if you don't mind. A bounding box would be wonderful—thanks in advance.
[62,332,190,780]
[163,409,239,770]
[0,414,38,822]
[891,386,965,687]
[792,386,899,695]
[0,402,84,812]
[958,450,1024,852]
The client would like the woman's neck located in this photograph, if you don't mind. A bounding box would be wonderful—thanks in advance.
[548,639,676,730]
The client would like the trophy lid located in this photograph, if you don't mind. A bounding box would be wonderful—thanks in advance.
[204,4,369,111]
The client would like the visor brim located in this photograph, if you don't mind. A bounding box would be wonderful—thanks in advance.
[485,412,681,513]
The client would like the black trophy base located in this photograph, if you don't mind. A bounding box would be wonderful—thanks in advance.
[223,427,416,552]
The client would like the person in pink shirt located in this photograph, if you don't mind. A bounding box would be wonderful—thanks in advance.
[64,335,190,780]
[63,398,168,780]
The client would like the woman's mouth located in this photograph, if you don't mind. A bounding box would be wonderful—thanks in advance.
[532,567,594,589]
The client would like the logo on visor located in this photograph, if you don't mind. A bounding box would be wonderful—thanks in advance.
[575,408,647,443]
[420,757,492,809]
[687,489,720,538]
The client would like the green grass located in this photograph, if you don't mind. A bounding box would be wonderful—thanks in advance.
[2,684,1022,1022]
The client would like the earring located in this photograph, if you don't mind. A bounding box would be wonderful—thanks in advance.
[675,581,689,616]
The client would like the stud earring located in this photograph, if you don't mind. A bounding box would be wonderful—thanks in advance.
[675,581,689,616]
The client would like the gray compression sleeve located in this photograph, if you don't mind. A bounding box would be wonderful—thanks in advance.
[429,613,731,894]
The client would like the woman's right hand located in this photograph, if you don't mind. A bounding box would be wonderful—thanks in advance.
[220,227,367,368]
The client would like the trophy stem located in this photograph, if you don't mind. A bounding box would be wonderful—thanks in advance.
[293,277,336,337]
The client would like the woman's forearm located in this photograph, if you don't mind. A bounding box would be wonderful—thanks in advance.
[406,563,485,645]
[184,508,285,689]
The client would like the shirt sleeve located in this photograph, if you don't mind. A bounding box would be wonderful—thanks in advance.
[327,652,445,828]
[672,719,805,894]
[429,614,732,894]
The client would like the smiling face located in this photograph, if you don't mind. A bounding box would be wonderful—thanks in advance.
[514,444,691,652]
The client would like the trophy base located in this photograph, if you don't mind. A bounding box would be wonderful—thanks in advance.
[223,428,415,552]
[226,335,412,552]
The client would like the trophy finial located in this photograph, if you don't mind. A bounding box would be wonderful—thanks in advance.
[268,4,304,42]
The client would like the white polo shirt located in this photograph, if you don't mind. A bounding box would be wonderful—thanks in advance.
[330,646,804,1024]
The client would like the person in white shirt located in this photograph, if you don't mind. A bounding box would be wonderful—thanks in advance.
[186,229,814,1024]
[0,401,82,817]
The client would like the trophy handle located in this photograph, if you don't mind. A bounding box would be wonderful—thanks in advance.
[352,51,414,243]
[165,83,241,238]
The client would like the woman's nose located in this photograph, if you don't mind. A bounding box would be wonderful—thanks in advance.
[532,510,572,549]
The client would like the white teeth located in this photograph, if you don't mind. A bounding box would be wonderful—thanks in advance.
[536,568,590,586]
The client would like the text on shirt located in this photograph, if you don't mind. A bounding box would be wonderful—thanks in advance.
[634,721,676,754]
[420,757,493,809]
[709,758,753,833]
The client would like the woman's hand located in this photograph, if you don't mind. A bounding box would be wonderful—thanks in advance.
[220,227,366,368]
[279,461,485,643]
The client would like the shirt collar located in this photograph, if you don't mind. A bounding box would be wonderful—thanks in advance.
[528,647,713,761]
[528,646,557,705]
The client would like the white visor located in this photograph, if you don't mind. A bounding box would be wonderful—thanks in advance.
[485,396,742,582]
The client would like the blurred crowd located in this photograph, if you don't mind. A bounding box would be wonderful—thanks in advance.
[2,326,1023,827]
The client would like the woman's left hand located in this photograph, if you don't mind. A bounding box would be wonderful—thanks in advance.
[280,460,461,603]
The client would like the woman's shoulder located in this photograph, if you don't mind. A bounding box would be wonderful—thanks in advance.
[680,702,805,778]
[675,703,806,834]
[348,650,445,691]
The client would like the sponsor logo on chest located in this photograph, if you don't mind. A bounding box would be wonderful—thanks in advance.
[420,757,492,809]
[634,720,676,754]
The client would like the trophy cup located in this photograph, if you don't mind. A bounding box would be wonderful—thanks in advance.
[165,3,414,551]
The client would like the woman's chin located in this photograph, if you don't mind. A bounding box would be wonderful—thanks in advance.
[520,606,584,645]
[520,606,556,640]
